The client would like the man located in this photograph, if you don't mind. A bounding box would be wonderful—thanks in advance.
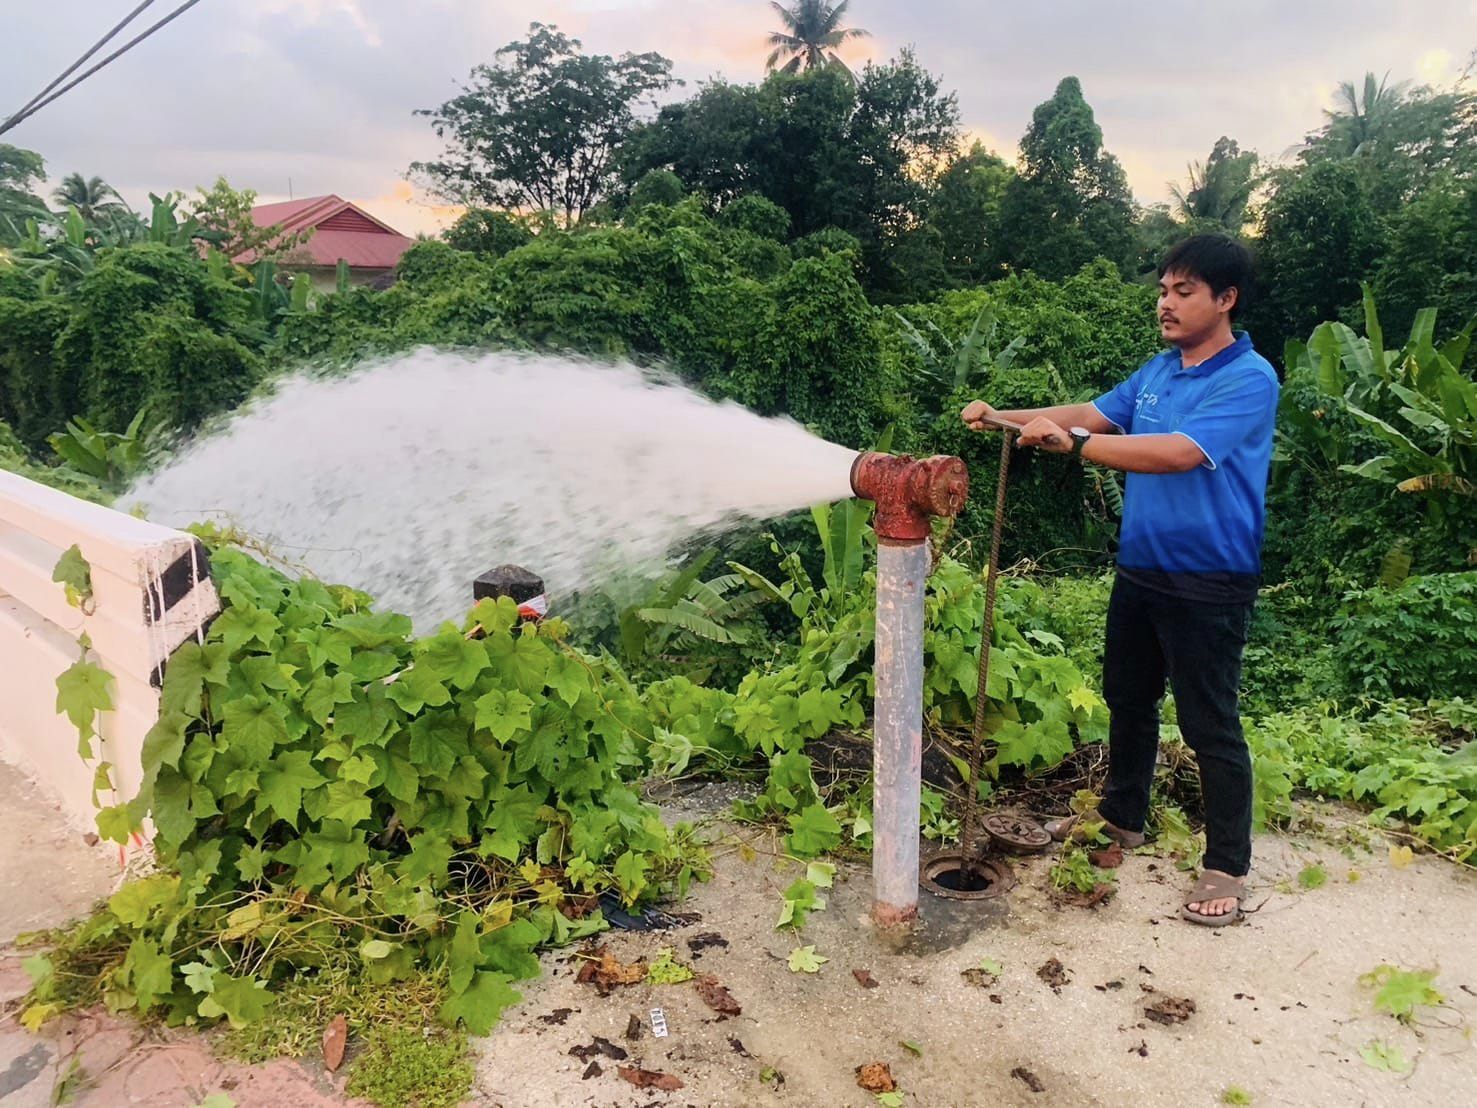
[960,234,1277,926]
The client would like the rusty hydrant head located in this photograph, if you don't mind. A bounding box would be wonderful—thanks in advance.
[849,452,969,541]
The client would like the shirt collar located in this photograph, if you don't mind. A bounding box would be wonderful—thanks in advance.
[1168,331,1251,376]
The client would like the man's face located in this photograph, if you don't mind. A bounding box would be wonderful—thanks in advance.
[1157,268,1236,346]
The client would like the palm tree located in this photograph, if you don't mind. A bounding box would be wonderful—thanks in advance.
[52,172,130,225]
[765,0,869,75]
[1323,71,1412,157]
[1168,136,1257,231]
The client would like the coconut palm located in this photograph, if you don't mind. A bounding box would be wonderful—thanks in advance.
[51,172,130,225]
[1323,72,1413,157]
[1168,136,1257,231]
[765,0,870,75]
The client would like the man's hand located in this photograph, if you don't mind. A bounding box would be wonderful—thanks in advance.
[960,399,997,431]
[1016,416,1070,453]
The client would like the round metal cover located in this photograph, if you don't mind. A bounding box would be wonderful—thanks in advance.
[982,813,1052,854]
[919,854,1014,900]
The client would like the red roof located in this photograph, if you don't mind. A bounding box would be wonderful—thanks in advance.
[236,194,414,270]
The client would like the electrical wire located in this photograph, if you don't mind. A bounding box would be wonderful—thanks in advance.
[0,0,205,138]
[1,1,159,133]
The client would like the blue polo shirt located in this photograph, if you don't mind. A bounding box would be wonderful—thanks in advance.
[1092,331,1278,602]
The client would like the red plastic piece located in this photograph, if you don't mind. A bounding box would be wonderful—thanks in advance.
[850,452,970,541]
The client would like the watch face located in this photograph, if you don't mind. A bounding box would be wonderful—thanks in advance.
[1070,426,1089,436]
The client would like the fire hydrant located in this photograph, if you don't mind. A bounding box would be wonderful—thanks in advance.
[849,453,969,927]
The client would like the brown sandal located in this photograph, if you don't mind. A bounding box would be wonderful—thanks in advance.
[1181,870,1245,927]
[1044,810,1145,849]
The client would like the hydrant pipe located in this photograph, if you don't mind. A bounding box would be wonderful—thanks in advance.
[871,537,929,927]
[849,452,970,927]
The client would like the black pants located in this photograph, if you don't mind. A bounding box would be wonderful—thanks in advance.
[1099,575,1254,877]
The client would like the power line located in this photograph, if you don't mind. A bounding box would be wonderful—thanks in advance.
[0,0,207,139]
[1,0,160,133]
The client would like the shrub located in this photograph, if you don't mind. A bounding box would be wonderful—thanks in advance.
[1331,572,1477,700]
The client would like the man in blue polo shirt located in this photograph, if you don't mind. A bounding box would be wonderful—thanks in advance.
[960,234,1277,926]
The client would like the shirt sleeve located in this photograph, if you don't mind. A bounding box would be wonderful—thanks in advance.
[1092,366,1143,432]
[1173,368,1278,471]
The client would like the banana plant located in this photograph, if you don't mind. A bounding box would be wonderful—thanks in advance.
[1294,286,1476,547]
[618,548,775,666]
[47,407,163,493]
[891,301,1027,418]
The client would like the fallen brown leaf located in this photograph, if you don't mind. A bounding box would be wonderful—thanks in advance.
[1036,958,1070,990]
[617,1065,684,1091]
[538,1007,575,1026]
[1011,1065,1045,1093]
[855,1062,896,1093]
[686,932,729,958]
[852,968,879,989]
[581,1060,601,1080]
[624,1013,643,1040]
[321,1014,347,1072]
[575,946,648,995]
[1089,842,1124,868]
[568,1037,629,1062]
[1144,996,1196,1025]
[695,974,742,1016]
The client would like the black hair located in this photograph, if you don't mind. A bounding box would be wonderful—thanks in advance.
[1158,234,1255,321]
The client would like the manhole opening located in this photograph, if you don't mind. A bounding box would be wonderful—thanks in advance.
[919,854,1012,901]
[929,865,994,892]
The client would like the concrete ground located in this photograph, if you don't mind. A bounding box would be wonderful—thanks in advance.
[2,763,1474,1107]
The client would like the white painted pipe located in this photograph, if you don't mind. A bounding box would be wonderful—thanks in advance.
[872,537,928,927]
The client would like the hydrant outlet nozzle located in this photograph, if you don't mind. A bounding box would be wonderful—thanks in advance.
[849,452,970,542]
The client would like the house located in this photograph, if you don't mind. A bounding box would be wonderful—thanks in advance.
[238,195,415,290]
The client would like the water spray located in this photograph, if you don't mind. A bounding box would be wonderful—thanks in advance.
[849,451,969,927]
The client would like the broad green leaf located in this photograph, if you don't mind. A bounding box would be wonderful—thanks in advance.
[786,802,841,858]
[197,973,272,1028]
[52,544,92,607]
[256,750,326,823]
[124,938,174,1010]
[209,606,280,655]
[108,875,180,927]
[438,970,521,1035]
[221,696,288,764]
[56,657,115,755]
[787,945,827,973]
[1359,1040,1411,1074]
[302,672,354,726]
[474,688,535,743]
[420,630,488,690]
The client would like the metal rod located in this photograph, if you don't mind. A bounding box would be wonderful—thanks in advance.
[960,425,1016,871]
[871,537,930,928]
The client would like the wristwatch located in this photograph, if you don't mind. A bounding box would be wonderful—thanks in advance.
[1069,427,1091,457]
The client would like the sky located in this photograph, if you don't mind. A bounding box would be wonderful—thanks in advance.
[2,1,1474,237]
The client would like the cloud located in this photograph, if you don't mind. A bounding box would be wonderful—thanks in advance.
[2,0,1472,223]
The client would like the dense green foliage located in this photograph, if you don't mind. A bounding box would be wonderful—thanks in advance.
[34,545,703,1039]
[7,23,1477,1106]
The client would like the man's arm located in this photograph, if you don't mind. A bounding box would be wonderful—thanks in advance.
[961,399,1117,434]
[1015,417,1204,473]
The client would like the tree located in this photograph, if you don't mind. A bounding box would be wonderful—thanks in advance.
[619,53,959,297]
[927,141,1015,285]
[51,173,130,226]
[1300,70,1477,213]
[1243,160,1383,363]
[411,23,675,225]
[995,77,1136,279]
[0,144,48,245]
[765,0,870,75]
[442,209,534,258]
[1368,175,1477,337]
[1168,136,1257,232]
[188,177,311,261]
[1320,72,1413,159]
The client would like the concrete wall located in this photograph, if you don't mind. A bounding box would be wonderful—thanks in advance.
[0,472,219,834]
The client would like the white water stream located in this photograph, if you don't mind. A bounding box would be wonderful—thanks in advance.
[126,350,860,627]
